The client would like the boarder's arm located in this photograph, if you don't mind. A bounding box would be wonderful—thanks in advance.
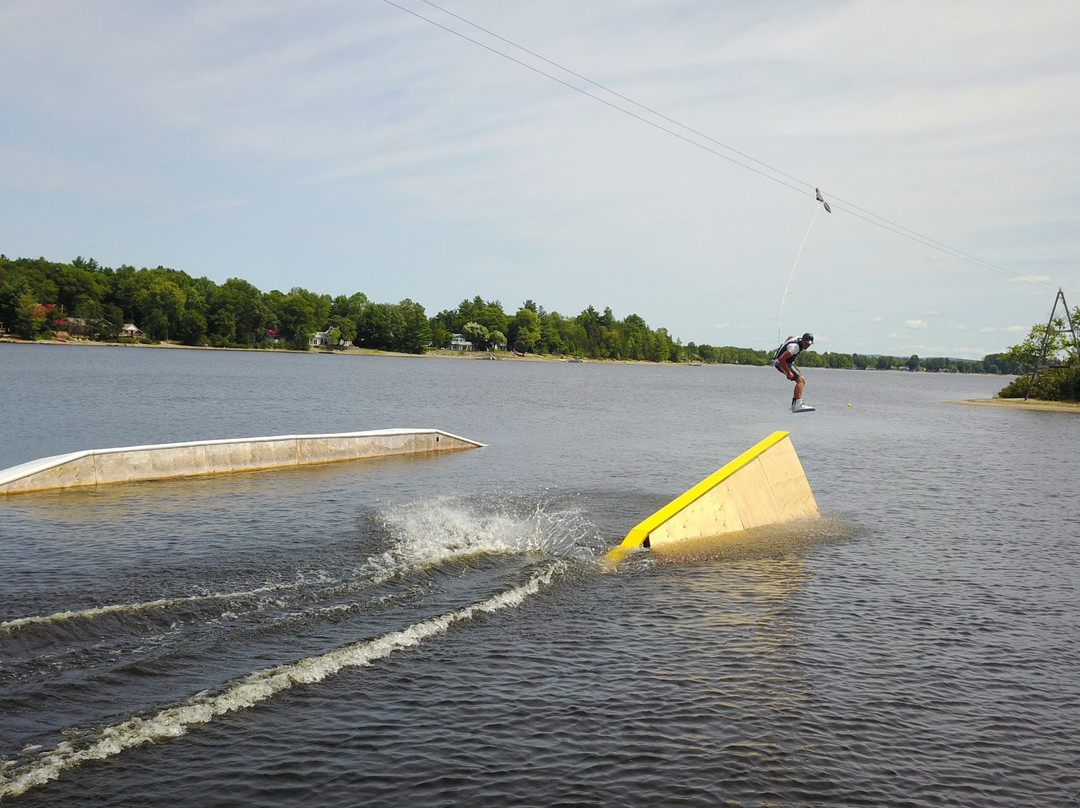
[777,351,797,380]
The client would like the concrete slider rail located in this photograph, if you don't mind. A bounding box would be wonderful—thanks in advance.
[0,429,485,496]
[604,431,818,563]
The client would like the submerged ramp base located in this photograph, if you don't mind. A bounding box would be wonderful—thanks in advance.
[0,429,484,495]
[605,431,818,563]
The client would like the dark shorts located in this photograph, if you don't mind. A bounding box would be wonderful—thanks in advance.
[775,360,800,380]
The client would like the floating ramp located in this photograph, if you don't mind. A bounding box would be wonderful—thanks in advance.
[604,431,818,563]
[0,429,484,496]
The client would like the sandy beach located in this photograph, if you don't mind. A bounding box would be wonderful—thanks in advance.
[951,397,1080,413]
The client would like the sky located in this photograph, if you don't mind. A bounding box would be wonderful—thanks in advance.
[2,0,1078,359]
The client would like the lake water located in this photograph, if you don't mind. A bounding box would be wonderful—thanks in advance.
[1,343,1078,807]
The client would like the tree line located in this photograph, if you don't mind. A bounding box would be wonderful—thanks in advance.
[0,254,1045,374]
[688,342,1025,374]
[0,255,684,359]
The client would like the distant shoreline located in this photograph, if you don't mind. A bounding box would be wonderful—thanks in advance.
[0,337,632,363]
[951,398,1080,413]
[0,337,1031,374]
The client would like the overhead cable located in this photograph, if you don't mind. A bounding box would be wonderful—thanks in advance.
[383,0,1055,289]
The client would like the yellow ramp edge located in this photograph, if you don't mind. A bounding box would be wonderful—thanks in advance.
[604,431,818,564]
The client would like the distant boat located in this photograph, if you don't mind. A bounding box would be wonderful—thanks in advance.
[568,356,584,363]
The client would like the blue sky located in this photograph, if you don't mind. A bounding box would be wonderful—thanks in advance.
[2,0,1077,358]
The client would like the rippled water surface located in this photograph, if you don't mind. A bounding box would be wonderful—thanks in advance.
[1,344,1078,806]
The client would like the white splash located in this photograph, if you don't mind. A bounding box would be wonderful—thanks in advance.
[2,496,597,635]
[368,494,599,574]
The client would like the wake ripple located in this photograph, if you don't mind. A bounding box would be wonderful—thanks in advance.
[0,561,566,800]
[1,493,597,638]
[0,578,321,635]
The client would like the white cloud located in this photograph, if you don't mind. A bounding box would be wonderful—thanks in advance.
[906,319,929,329]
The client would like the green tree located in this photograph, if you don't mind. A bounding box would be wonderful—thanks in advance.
[508,307,541,352]
[1002,315,1077,372]
[356,303,392,349]
[330,292,368,346]
[213,277,271,346]
[578,305,602,352]
[107,265,140,321]
[328,314,356,347]
[478,299,508,336]
[394,299,431,354]
[176,308,208,346]
[462,321,488,349]
[135,274,185,340]
[620,313,650,361]
[276,289,319,349]
[56,257,107,316]
[997,309,1080,401]
[12,290,44,339]
[538,312,567,355]
[429,319,451,350]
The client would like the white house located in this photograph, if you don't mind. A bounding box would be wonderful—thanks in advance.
[450,334,473,351]
[121,323,144,339]
[311,330,343,347]
[310,330,351,349]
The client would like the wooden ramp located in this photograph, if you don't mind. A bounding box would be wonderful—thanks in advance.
[604,431,818,563]
[0,429,484,496]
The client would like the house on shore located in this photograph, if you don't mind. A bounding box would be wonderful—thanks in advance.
[310,331,351,349]
[121,323,144,339]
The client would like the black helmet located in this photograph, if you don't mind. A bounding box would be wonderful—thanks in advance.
[801,332,814,344]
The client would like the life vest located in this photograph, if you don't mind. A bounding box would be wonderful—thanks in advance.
[773,339,801,363]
